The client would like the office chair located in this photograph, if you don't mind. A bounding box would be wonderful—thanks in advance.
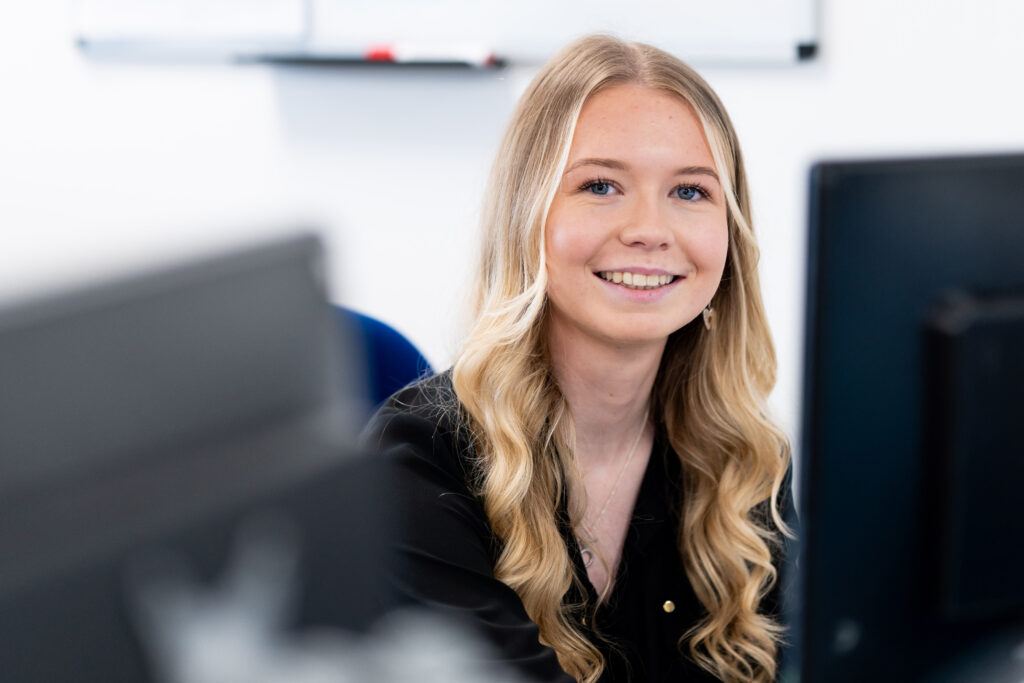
[334,307,433,409]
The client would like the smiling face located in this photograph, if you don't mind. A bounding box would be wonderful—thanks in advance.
[543,83,730,352]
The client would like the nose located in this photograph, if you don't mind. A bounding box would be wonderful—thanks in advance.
[619,195,673,251]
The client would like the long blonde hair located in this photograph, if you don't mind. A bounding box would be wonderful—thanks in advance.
[452,35,792,683]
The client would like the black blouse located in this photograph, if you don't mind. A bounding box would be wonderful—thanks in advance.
[361,372,790,682]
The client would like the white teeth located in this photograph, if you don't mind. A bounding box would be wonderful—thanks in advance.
[598,271,676,290]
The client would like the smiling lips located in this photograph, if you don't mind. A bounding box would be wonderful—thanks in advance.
[597,270,678,290]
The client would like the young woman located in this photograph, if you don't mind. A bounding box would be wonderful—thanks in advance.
[362,35,794,683]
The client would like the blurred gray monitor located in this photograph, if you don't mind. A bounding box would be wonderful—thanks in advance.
[0,234,396,681]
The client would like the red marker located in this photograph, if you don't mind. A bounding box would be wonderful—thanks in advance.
[363,43,499,67]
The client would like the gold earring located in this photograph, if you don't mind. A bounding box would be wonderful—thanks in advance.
[702,305,714,331]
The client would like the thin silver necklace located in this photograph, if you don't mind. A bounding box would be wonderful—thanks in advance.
[578,407,649,569]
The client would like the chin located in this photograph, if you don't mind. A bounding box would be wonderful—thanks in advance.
[600,327,677,348]
[615,316,700,342]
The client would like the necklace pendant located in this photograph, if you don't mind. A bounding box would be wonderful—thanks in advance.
[576,406,648,576]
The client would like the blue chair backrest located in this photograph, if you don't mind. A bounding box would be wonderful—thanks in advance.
[333,307,433,409]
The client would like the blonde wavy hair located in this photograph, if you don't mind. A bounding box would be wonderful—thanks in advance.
[451,35,792,683]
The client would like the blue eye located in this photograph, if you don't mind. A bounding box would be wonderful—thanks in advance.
[675,185,702,201]
[587,181,612,195]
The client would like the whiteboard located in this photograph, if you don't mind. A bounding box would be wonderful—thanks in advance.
[307,0,818,65]
[74,0,818,65]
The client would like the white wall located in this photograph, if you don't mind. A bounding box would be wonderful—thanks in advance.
[2,0,1023,448]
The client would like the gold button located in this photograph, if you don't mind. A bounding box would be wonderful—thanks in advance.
[662,600,676,613]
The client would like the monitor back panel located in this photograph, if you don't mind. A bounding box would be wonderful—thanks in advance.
[800,154,1024,683]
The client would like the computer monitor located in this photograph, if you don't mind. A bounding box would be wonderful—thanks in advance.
[0,235,397,681]
[797,154,1024,682]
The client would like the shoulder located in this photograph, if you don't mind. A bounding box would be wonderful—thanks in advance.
[386,369,458,414]
[361,370,459,440]
[359,378,575,683]
[360,369,499,578]
[359,369,476,486]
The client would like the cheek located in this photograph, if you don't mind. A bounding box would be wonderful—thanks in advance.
[545,213,592,272]
[545,221,571,258]
[695,219,730,277]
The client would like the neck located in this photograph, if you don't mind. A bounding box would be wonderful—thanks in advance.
[547,321,665,466]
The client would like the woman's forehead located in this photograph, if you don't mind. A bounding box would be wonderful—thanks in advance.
[566,84,717,176]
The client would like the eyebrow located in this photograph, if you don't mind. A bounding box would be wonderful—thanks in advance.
[563,158,720,183]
